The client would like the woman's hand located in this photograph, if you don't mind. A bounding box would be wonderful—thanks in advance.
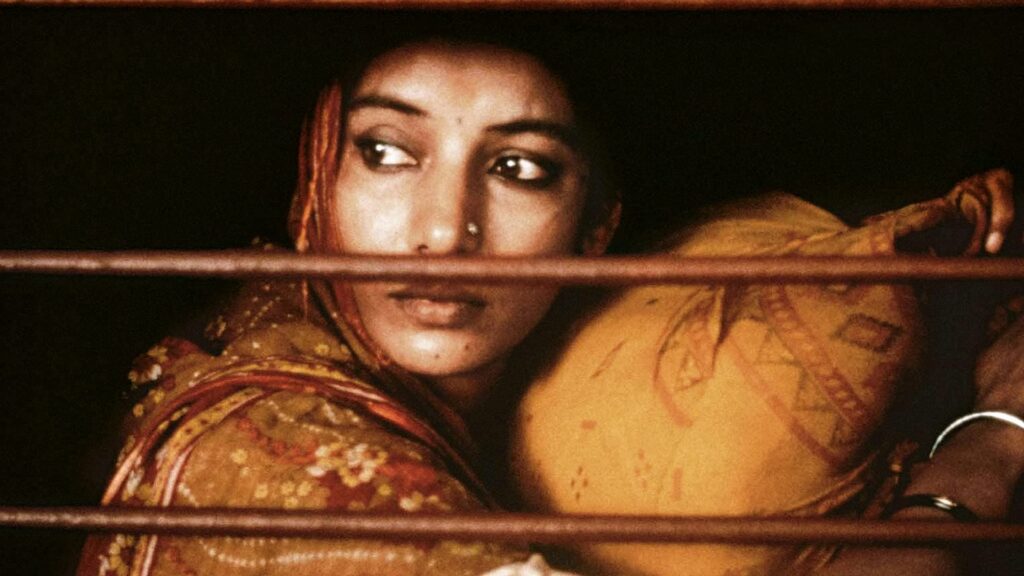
[945,168,1015,255]
[863,168,1016,256]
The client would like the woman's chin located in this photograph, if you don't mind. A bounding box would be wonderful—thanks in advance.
[386,332,499,379]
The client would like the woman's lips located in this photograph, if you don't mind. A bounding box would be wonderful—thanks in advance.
[389,287,486,328]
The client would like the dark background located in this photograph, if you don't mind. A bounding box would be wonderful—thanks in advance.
[2,7,1023,574]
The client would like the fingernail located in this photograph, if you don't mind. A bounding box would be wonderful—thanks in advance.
[986,231,1004,253]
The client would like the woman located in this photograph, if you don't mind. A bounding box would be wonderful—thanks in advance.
[78,38,613,576]
[79,37,1021,576]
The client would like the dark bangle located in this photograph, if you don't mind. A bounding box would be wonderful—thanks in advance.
[885,493,979,522]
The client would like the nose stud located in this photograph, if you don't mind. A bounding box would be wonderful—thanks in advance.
[464,221,482,251]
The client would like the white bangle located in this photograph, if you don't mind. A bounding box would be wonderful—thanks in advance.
[929,411,1024,459]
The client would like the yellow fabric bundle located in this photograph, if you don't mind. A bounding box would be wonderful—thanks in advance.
[511,193,930,575]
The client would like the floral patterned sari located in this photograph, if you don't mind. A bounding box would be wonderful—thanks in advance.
[78,80,529,576]
[77,276,529,576]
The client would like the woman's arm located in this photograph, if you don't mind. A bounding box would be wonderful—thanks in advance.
[822,314,1024,576]
[822,424,1024,576]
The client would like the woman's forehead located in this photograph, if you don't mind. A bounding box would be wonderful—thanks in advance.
[352,41,575,124]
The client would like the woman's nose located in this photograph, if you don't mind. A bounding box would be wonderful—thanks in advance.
[411,167,481,255]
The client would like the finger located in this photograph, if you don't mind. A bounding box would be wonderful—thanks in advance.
[962,199,986,256]
[985,169,1015,253]
[986,231,1005,254]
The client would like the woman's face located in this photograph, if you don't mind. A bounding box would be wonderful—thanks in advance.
[332,41,588,382]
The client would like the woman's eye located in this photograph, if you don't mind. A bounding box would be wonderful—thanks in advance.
[355,139,417,169]
[489,155,560,187]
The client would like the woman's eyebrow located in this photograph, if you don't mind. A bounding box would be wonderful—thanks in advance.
[348,94,427,117]
[487,119,580,151]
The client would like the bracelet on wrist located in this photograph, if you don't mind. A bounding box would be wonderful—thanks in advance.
[929,411,1024,459]
[884,493,979,522]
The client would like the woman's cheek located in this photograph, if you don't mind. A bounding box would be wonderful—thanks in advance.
[486,198,581,256]
[336,189,412,254]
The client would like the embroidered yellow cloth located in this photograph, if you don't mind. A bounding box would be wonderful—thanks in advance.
[510,192,970,575]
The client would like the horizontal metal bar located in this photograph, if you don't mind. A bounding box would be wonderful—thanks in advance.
[1,251,1024,284]
[1,0,1021,10]
[2,507,1023,544]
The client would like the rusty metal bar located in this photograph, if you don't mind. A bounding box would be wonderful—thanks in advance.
[1,251,1023,284]
[2,0,1022,9]
[1,507,1023,544]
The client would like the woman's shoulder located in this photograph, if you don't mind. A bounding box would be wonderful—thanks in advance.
[85,279,521,576]
[121,277,363,426]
